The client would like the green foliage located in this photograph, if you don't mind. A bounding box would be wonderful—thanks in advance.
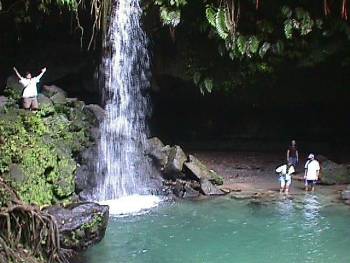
[215,8,229,40]
[160,6,181,26]
[205,6,216,28]
[205,6,230,40]
[282,6,318,39]
[154,0,187,27]
[0,101,91,206]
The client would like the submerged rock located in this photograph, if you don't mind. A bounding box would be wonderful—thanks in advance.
[45,202,109,251]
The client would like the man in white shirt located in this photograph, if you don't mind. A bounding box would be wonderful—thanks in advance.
[276,162,295,193]
[13,67,47,111]
[304,153,320,192]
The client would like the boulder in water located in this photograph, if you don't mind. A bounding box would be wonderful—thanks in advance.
[45,202,109,251]
[183,182,200,199]
[199,178,224,196]
[317,155,350,185]
[341,190,350,200]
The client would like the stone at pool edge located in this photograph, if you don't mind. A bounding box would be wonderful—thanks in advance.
[316,155,350,185]
[341,190,350,201]
[163,145,187,180]
[45,202,109,251]
[184,155,224,186]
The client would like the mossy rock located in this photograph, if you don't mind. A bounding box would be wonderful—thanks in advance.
[50,158,76,198]
[5,75,23,101]
[37,93,53,107]
[0,99,91,206]
[50,92,67,105]
[184,155,224,185]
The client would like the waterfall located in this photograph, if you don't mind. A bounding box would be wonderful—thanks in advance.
[95,0,155,203]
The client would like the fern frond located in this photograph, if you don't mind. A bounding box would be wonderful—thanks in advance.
[216,8,229,39]
[206,6,217,28]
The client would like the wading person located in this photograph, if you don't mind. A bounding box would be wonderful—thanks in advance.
[276,161,295,193]
[304,154,320,192]
[13,66,47,112]
[286,140,299,167]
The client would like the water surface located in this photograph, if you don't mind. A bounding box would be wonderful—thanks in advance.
[82,195,350,263]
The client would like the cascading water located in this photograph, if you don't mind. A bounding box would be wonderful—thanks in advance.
[94,0,160,213]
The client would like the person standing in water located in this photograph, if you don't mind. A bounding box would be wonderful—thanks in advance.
[276,161,295,193]
[13,66,46,111]
[286,140,299,167]
[304,153,320,192]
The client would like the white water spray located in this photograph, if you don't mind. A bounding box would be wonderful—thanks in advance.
[95,0,160,213]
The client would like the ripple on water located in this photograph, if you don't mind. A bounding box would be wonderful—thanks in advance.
[83,196,350,263]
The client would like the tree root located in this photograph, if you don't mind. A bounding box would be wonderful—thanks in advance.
[0,180,72,263]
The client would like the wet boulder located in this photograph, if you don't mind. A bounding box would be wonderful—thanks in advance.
[75,165,97,194]
[199,178,224,196]
[45,202,109,251]
[170,180,200,198]
[183,182,200,199]
[76,146,99,200]
[317,155,350,185]
[184,155,224,185]
[145,137,169,168]
[341,189,350,200]
[83,104,106,125]
[163,145,187,180]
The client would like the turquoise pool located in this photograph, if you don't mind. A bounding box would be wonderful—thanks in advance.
[81,195,350,263]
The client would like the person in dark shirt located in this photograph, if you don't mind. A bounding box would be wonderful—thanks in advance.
[286,140,299,167]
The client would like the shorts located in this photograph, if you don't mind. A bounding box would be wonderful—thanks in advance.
[288,157,298,166]
[305,180,317,187]
[23,97,39,110]
[279,176,291,188]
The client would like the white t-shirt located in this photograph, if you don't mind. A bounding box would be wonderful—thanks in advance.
[20,77,40,98]
[304,160,320,180]
[276,164,295,181]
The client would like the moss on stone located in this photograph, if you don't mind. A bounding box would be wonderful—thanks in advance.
[0,100,93,206]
